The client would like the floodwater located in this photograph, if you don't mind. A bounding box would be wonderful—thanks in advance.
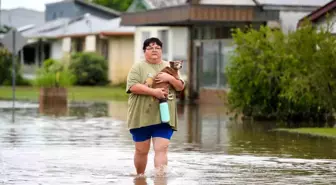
[0,100,335,185]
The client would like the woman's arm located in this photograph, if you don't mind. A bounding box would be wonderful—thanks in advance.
[168,77,184,91]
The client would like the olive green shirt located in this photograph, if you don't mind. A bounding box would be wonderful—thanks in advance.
[126,61,182,131]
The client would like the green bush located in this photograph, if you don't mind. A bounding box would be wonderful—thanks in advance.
[33,59,76,88]
[226,20,336,124]
[69,52,108,86]
[0,48,30,86]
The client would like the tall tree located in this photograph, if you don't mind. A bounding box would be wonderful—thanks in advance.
[91,0,133,12]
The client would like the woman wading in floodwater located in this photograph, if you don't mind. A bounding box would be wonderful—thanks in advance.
[125,37,185,177]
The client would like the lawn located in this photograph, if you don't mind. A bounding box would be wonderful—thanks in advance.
[0,86,128,102]
[276,128,336,138]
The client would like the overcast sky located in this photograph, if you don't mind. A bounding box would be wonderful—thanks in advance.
[1,0,61,11]
[1,0,332,12]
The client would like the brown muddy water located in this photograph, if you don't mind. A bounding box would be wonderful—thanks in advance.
[0,100,335,185]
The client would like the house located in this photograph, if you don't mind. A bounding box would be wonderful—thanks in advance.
[126,0,189,76]
[45,0,120,21]
[19,0,134,84]
[0,8,45,30]
[0,8,44,41]
[21,14,135,84]
[0,8,45,79]
[297,0,336,32]
[121,0,329,104]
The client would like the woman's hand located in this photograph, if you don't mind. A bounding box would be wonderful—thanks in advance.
[152,88,168,99]
[155,72,174,84]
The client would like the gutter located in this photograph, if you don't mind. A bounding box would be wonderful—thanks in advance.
[252,0,320,12]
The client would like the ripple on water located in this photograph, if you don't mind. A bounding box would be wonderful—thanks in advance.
[0,102,336,184]
[1,146,336,184]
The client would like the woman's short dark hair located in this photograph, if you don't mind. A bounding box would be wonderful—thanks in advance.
[143,37,163,51]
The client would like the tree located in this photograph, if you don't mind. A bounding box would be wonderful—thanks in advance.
[91,0,133,12]
[0,25,13,34]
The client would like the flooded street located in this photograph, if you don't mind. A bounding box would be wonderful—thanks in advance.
[0,100,335,185]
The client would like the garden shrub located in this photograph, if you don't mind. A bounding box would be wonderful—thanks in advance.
[33,58,76,88]
[69,52,109,86]
[226,20,336,125]
[0,48,30,86]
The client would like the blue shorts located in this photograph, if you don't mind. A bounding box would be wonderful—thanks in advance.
[130,123,174,142]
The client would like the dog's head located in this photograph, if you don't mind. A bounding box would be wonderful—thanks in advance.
[169,60,183,70]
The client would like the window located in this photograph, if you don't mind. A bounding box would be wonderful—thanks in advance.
[71,37,85,53]
[141,31,150,58]
[158,30,169,60]
[199,40,234,89]
[141,31,150,45]
[101,39,109,60]
[52,12,57,20]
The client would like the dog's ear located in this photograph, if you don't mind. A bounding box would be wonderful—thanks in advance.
[169,61,174,66]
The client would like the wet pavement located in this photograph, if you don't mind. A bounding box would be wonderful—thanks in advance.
[0,100,335,185]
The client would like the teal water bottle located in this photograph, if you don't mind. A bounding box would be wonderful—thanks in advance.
[159,99,170,123]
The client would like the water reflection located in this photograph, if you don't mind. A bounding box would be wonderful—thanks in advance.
[39,101,68,117]
[133,177,148,185]
[0,100,335,184]
[133,176,168,185]
[0,100,335,158]
[169,103,336,159]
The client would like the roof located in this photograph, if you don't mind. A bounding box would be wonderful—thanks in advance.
[0,8,44,29]
[128,0,326,12]
[46,0,121,16]
[101,18,135,33]
[257,0,330,7]
[22,15,134,39]
[196,0,329,7]
[121,3,280,26]
[22,18,71,38]
[297,0,336,26]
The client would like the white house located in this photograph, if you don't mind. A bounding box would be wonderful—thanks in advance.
[21,14,135,84]
[127,0,188,75]
[298,0,336,33]
[124,0,329,103]
[257,0,331,33]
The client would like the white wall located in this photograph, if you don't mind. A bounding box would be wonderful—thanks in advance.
[85,35,96,52]
[279,10,311,33]
[51,39,63,60]
[171,27,188,76]
[315,14,336,33]
[171,27,188,60]
[62,37,71,53]
[134,26,169,62]
[134,26,188,63]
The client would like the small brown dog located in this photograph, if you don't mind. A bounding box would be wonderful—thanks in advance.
[152,60,183,100]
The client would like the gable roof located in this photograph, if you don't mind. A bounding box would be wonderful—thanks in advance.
[0,8,44,29]
[46,0,120,16]
[257,0,330,7]
[189,0,328,6]
[297,0,335,27]
[22,14,134,39]
[128,0,326,12]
